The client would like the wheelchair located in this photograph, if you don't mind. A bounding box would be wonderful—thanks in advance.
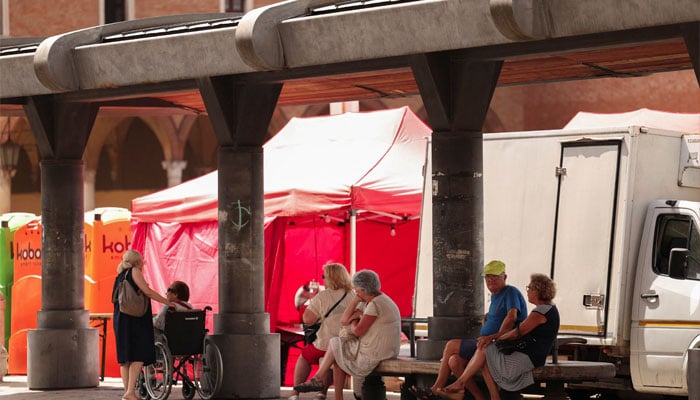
[137,306,223,400]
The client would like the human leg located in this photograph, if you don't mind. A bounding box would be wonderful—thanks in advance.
[481,364,500,400]
[332,364,347,400]
[123,361,144,400]
[295,346,337,392]
[431,339,462,392]
[120,363,130,396]
[441,346,487,393]
[291,353,312,397]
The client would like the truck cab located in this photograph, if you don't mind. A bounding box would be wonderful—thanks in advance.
[631,200,700,395]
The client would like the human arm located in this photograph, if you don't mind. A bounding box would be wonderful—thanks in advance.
[491,310,546,342]
[302,306,321,325]
[131,267,174,307]
[340,294,363,326]
[347,296,378,337]
[477,307,520,348]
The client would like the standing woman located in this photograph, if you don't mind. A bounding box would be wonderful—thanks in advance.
[112,250,173,400]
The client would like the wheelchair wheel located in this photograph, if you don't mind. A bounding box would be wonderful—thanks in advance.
[136,370,150,400]
[182,380,196,400]
[194,336,223,400]
[145,341,173,400]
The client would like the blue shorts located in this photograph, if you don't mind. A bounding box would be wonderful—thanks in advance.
[459,338,478,360]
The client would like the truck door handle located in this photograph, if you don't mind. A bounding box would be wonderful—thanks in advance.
[641,292,659,302]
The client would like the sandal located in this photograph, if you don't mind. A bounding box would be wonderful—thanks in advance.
[408,386,440,400]
[294,377,325,393]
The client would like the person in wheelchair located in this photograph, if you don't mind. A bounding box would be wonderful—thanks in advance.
[154,281,193,332]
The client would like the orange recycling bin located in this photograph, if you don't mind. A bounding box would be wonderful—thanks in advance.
[85,207,131,378]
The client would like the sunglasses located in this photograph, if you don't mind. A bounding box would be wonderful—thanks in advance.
[167,288,175,293]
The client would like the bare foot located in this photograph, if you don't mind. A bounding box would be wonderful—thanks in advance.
[436,388,464,400]
[442,380,465,393]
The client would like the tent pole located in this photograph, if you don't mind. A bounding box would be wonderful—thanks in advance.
[350,210,357,275]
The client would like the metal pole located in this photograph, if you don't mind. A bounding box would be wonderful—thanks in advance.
[350,210,357,275]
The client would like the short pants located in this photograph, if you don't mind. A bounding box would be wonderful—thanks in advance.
[458,338,478,360]
[301,343,326,364]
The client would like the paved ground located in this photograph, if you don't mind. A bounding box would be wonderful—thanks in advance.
[0,376,402,400]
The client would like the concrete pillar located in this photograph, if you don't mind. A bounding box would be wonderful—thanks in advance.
[28,160,98,389]
[213,146,279,398]
[429,130,485,339]
[23,97,99,389]
[197,76,282,399]
[161,159,187,187]
[410,54,502,360]
[84,168,96,212]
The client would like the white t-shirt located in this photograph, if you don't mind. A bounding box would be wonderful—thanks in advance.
[306,288,354,350]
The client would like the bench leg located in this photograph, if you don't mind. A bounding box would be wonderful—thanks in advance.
[499,389,525,400]
[362,375,386,400]
[541,381,570,400]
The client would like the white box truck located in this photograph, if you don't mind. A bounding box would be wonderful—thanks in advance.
[482,124,700,397]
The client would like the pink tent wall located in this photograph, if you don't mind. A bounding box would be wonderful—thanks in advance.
[131,107,432,331]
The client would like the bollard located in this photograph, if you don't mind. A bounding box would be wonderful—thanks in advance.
[690,348,700,400]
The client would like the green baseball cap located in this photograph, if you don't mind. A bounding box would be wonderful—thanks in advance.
[482,260,506,276]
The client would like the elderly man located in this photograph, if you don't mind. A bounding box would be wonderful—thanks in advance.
[410,260,528,400]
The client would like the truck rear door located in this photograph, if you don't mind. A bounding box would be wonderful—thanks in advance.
[552,141,621,336]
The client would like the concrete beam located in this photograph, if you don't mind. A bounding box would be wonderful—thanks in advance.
[0,53,53,98]
[236,1,337,70]
[1,1,698,99]
[490,0,700,40]
[29,14,245,92]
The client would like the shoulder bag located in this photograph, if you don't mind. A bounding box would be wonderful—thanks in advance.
[303,291,348,344]
[494,335,536,355]
[113,269,150,317]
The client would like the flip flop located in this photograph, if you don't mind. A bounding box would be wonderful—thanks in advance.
[294,377,325,393]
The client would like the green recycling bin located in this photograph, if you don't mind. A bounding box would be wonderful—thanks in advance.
[0,212,36,349]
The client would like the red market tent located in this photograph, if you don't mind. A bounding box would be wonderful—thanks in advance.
[131,107,432,332]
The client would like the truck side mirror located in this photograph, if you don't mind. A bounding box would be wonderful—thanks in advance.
[668,248,688,280]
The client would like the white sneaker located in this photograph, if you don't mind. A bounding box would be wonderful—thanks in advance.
[288,395,299,400]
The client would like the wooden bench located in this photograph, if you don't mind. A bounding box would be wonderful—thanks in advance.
[366,356,616,400]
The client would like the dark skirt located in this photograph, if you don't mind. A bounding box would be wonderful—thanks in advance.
[113,270,156,365]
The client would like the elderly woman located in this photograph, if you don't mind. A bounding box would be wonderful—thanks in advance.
[295,269,401,400]
[112,250,173,400]
[289,263,354,400]
[438,273,559,400]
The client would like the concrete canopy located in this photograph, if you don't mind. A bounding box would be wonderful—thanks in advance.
[0,0,697,110]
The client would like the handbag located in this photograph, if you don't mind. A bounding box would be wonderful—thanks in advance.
[303,291,348,344]
[495,336,535,355]
[113,269,149,317]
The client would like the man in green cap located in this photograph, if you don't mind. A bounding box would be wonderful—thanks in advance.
[409,260,527,400]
